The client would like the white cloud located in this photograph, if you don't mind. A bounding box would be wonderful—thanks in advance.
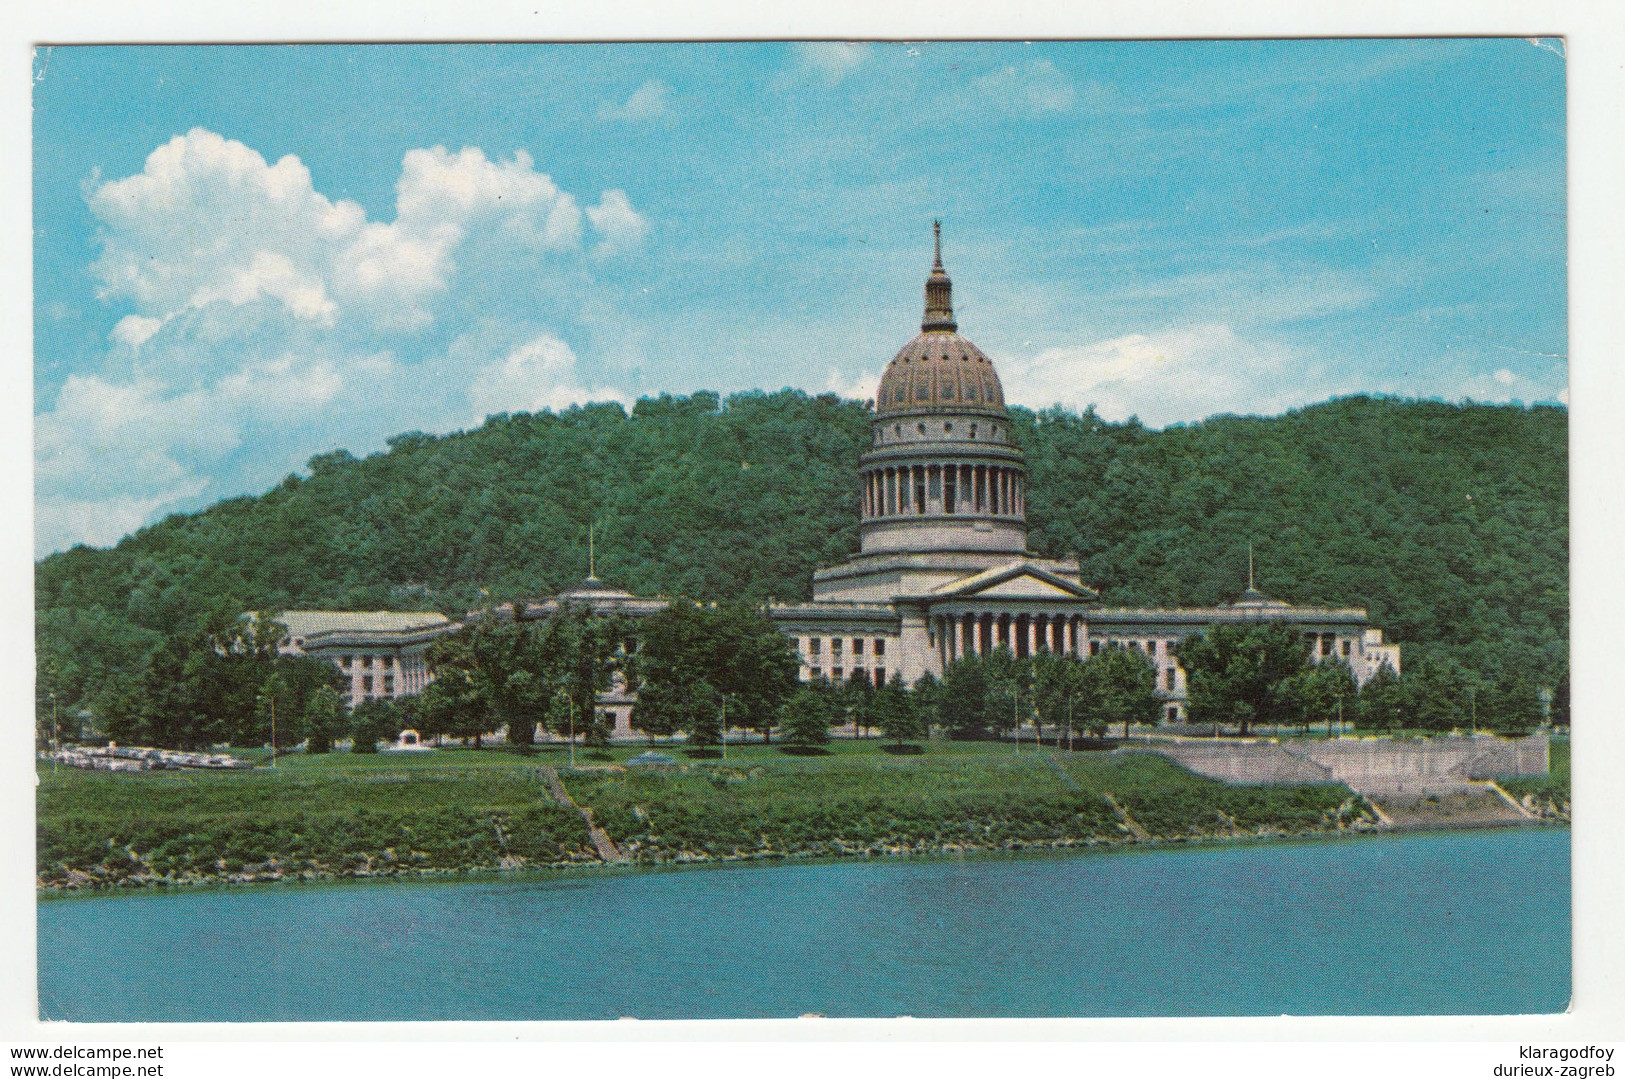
[34,375,236,506]
[971,59,1077,116]
[37,487,211,554]
[826,366,880,403]
[1000,324,1323,427]
[87,129,640,335]
[40,129,656,554]
[110,314,163,349]
[789,43,868,85]
[467,333,629,422]
[32,344,427,556]
[1455,366,1564,406]
[599,79,674,123]
[585,189,649,258]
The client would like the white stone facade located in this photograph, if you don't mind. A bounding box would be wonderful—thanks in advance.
[276,610,456,708]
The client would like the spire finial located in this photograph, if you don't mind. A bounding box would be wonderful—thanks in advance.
[1248,541,1255,592]
[588,522,597,582]
[922,220,956,332]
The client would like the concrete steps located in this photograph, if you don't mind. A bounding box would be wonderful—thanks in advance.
[537,765,627,863]
[1369,785,1534,830]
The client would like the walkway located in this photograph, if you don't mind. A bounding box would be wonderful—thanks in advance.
[536,765,626,863]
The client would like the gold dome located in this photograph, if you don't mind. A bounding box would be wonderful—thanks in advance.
[875,333,1007,416]
[875,222,1008,418]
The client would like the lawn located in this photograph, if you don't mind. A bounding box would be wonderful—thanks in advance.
[36,752,593,889]
[37,737,1378,889]
[561,741,1370,863]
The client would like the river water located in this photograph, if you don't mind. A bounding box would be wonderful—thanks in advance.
[37,827,1569,1021]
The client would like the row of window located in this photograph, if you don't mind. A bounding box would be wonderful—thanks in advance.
[804,636,886,658]
[339,654,396,670]
[878,420,1005,443]
[805,667,888,686]
[1302,632,1353,658]
[345,675,397,695]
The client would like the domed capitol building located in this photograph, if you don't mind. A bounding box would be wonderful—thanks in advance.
[285,224,1400,734]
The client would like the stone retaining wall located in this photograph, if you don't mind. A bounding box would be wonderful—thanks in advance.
[1121,740,1335,786]
[1126,732,1548,798]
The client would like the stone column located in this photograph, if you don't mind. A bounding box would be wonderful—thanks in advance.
[953,615,964,661]
[1027,614,1038,656]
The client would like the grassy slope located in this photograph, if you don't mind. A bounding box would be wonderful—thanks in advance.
[36,751,594,889]
[37,742,1374,890]
[563,744,1370,864]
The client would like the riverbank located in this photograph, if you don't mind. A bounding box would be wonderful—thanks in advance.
[37,740,1555,894]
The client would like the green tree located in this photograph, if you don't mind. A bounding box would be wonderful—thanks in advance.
[941,654,992,739]
[304,685,343,754]
[684,682,724,750]
[1177,623,1310,735]
[534,604,627,746]
[1484,664,1544,735]
[1081,645,1160,738]
[419,666,485,747]
[979,647,1027,740]
[1356,662,1405,731]
[256,670,307,754]
[349,698,398,753]
[780,685,835,749]
[1030,651,1088,747]
[840,669,877,738]
[909,671,944,736]
[873,672,925,747]
[633,601,797,745]
[628,678,688,743]
[1406,659,1470,732]
[1281,658,1358,735]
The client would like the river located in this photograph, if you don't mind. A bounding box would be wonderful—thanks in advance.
[37,827,1569,1021]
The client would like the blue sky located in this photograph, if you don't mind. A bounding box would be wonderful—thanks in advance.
[32,40,1567,556]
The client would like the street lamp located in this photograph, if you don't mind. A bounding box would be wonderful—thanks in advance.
[554,688,576,770]
[719,693,738,760]
[1005,686,1020,754]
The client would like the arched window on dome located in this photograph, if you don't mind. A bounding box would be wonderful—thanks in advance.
[969,423,978,439]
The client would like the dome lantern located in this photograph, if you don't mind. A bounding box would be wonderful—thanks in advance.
[923,219,957,333]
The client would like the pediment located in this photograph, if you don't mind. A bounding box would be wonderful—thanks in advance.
[929,561,1098,602]
[976,575,1081,599]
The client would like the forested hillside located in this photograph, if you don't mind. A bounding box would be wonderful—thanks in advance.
[36,391,1568,723]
